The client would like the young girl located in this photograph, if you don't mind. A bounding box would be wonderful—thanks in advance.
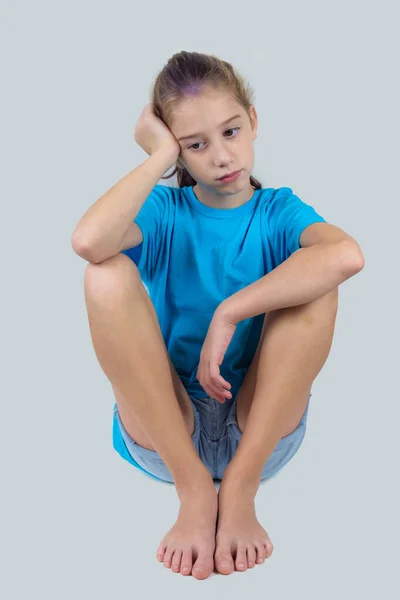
[72,51,364,580]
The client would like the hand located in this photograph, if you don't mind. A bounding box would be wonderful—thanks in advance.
[196,308,237,403]
[133,103,180,160]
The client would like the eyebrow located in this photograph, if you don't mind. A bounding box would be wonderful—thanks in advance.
[178,114,242,142]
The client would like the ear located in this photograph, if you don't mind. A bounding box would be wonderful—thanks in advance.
[249,105,258,141]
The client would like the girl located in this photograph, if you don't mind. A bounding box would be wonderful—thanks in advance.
[72,51,364,580]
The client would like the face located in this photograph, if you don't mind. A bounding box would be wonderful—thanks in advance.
[168,88,258,194]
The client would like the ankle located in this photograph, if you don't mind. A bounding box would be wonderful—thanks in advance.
[175,466,216,499]
[219,472,260,502]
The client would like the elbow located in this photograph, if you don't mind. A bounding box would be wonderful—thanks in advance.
[341,240,365,275]
[71,231,98,263]
[351,242,365,272]
[356,250,365,271]
[71,231,118,264]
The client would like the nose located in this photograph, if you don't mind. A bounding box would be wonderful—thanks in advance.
[209,138,233,166]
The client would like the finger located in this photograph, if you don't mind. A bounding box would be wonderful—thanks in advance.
[209,385,224,401]
[208,382,231,402]
[209,367,231,391]
[216,375,231,390]
[211,394,226,404]
[202,382,217,400]
[213,385,232,399]
[204,380,223,400]
[213,377,232,395]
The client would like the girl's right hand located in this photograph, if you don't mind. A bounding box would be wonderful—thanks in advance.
[134,103,181,162]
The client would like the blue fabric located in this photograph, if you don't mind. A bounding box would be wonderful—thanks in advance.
[112,392,312,483]
[120,184,326,403]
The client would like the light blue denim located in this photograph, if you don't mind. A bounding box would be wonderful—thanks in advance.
[112,391,312,483]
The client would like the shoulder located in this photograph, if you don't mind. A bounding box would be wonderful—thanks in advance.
[151,183,190,207]
[259,186,295,205]
[258,186,295,214]
[140,184,181,217]
[259,186,316,215]
[148,183,177,201]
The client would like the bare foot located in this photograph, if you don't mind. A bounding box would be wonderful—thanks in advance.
[156,479,218,579]
[214,479,274,575]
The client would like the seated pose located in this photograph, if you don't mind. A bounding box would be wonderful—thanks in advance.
[71,50,364,581]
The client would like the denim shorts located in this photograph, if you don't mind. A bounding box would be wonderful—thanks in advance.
[112,390,312,484]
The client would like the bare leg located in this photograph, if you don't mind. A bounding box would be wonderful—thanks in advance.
[111,348,194,452]
[84,253,217,579]
[215,289,338,574]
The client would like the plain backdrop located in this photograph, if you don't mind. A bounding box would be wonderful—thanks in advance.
[1,0,399,598]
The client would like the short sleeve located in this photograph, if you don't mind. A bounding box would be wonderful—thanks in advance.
[267,187,327,264]
[120,184,173,287]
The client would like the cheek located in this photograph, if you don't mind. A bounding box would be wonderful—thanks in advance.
[178,155,191,170]
[182,154,200,170]
[244,142,255,161]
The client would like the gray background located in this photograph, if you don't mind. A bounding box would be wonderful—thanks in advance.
[1,0,399,597]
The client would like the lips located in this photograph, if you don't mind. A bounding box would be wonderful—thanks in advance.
[218,170,240,180]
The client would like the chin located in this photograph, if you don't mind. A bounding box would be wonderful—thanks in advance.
[220,175,248,192]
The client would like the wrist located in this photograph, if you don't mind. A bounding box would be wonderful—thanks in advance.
[151,146,179,171]
[216,299,238,326]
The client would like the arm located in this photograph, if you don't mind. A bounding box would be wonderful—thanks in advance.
[217,233,364,324]
[196,224,364,403]
[71,149,177,264]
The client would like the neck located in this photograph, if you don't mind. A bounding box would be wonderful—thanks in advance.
[193,180,255,209]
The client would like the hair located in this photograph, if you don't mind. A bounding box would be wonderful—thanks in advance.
[150,51,262,190]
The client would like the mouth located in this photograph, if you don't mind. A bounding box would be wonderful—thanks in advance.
[217,170,242,181]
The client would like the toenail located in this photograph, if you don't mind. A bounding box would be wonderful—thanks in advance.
[222,561,231,568]
[164,562,170,567]
[238,562,245,568]
[249,562,254,567]
[182,567,190,574]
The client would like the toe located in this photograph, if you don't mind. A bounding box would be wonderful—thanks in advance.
[247,545,256,568]
[215,542,234,574]
[192,553,214,580]
[235,544,248,571]
[264,537,274,557]
[180,550,193,576]
[171,550,182,573]
[163,547,174,568]
[255,543,265,564]
[156,544,166,562]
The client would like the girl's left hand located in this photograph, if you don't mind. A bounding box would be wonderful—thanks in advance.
[196,309,237,403]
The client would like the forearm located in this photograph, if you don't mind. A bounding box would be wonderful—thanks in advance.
[219,241,363,323]
[71,149,176,262]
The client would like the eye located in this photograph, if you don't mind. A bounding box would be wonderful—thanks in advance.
[224,127,240,138]
[187,127,240,151]
[187,141,205,152]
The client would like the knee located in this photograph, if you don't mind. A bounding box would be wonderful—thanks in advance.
[290,287,338,327]
[308,288,339,325]
[324,287,339,313]
[84,253,142,303]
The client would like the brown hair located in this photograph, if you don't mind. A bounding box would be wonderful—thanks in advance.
[150,51,262,189]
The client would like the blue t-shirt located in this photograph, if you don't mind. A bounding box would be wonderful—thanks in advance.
[121,184,326,401]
